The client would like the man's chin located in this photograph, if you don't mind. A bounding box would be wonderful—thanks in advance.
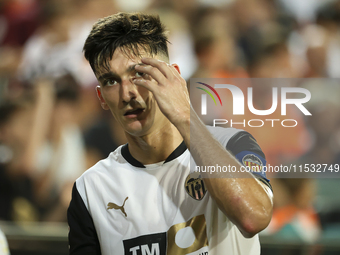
[124,122,150,137]
[125,129,149,137]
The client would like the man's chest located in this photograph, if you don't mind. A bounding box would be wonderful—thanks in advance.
[85,159,211,254]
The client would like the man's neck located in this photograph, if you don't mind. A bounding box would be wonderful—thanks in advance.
[125,123,184,165]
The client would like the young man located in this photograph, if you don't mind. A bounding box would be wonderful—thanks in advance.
[67,12,273,255]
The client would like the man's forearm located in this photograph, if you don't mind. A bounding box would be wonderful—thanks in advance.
[177,107,273,237]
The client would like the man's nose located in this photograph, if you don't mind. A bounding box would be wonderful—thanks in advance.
[121,79,138,103]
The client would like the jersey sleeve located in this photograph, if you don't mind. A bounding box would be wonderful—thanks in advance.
[67,182,101,255]
[226,131,272,190]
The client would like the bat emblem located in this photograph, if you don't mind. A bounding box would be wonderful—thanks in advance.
[107,197,129,217]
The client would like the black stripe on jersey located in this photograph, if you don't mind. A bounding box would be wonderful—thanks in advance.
[226,131,272,191]
[226,131,265,159]
[68,183,101,255]
[121,141,187,167]
[164,141,187,163]
[121,144,145,168]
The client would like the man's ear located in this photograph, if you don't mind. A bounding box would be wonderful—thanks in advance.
[96,86,109,110]
[171,63,181,74]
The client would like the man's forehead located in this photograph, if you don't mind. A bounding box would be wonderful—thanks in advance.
[95,47,167,77]
[95,50,143,77]
[115,47,152,60]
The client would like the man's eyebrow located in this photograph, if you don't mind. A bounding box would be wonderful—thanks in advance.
[97,63,146,82]
[97,72,119,83]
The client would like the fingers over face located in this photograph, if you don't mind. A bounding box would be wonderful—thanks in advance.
[133,58,185,92]
[140,58,174,79]
[133,78,154,92]
[135,63,167,85]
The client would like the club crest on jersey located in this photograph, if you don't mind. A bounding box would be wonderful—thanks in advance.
[242,154,263,172]
[185,173,207,200]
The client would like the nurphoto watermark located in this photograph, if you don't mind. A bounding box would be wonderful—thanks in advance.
[190,78,340,178]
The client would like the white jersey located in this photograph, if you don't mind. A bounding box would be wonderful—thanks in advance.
[68,126,271,255]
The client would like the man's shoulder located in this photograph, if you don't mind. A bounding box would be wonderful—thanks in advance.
[73,145,125,208]
[77,145,124,183]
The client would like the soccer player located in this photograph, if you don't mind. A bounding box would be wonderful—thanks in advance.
[67,12,273,255]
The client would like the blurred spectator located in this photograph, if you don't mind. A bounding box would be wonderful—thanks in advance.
[192,7,247,78]
[277,0,323,24]
[32,75,86,221]
[297,82,340,166]
[0,0,41,77]
[265,178,321,243]
[148,7,197,80]
[0,74,87,222]
[83,111,127,168]
[317,1,340,79]
[150,0,199,24]
[303,25,328,78]
[298,104,340,166]
[0,93,39,222]
[17,0,99,87]
[0,0,41,46]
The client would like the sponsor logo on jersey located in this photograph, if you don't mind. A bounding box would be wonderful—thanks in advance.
[107,197,128,217]
[167,215,208,255]
[123,232,166,255]
[123,215,208,255]
[242,154,263,172]
[185,173,207,200]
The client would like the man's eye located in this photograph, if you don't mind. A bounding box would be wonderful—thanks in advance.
[105,79,117,86]
[135,72,145,78]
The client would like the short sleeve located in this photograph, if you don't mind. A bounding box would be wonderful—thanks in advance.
[226,131,272,190]
[67,183,101,255]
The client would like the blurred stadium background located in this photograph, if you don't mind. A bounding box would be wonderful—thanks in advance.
[0,0,340,254]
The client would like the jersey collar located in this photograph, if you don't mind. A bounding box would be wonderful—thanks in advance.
[121,141,187,168]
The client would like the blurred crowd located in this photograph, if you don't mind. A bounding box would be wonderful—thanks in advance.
[0,0,340,247]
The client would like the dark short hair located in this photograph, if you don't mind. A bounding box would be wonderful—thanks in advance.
[83,12,170,75]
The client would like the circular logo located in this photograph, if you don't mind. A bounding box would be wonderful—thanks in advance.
[242,154,263,172]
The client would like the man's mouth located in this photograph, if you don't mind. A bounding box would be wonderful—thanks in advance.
[124,108,145,117]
